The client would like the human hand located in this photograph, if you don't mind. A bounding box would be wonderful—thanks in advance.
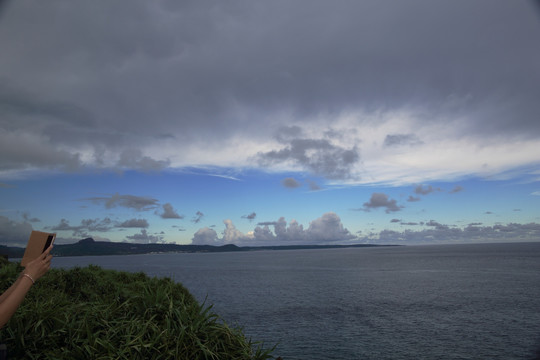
[23,245,53,282]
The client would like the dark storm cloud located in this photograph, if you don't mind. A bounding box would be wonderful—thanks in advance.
[361,193,403,213]
[0,84,91,172]
[449,186,464,194]
[159,203,183,219]
[384,134,423,147]
[192,211,204,223]
[80,218,114,232]
[275,126,304,142]
[0,215,33,246]
[50,217,118,238]
[414,185,440,195]
[242,212,257,221]
[21,212,40,223]
[281,177,301,189]
[0,0,539,178]
[257,221,278,227]
[117,218,149,228]
[0,130,83,172]
[126,229,163,244]
[0,83,95,128]
[83,193,159,211]
[358,222,540,244]
[426,220,450,230]
[50,219,74,232]
[260,137,360,180]
[117,149,170,172]
[307,180,321,191]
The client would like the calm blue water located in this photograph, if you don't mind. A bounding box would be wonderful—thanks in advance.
[53,242,540,360]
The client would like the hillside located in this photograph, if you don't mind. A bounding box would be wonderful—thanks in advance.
[0,260,275,359]
[0,238,383,258]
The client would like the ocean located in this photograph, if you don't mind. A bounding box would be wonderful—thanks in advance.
[52,242,540,360]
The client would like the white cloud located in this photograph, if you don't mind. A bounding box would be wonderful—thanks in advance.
[273,217,306,243]
[305,212,354,243]
[222,219,251,245]
[192,212,354,246]
[192,227,219,246]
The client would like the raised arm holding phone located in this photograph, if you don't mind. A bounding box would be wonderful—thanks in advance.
[0,245,53,328]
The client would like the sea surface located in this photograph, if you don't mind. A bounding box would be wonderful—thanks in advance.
[52,242,540,360]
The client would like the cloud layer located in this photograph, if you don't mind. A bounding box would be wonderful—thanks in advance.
[359,222,540,245]
[0,1,539,184]
[2,210,539,247]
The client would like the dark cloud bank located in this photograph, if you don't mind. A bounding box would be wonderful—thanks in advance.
[0,0,539,178]
[364,223,540,245]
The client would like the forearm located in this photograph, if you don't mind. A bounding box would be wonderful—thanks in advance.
[0,275,33,328]
[0,246,53,328]
[0,276,23,305]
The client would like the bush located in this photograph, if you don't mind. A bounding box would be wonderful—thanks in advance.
[0,262,275,359]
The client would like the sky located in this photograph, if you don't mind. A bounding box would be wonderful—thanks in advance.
[1,0,540,247]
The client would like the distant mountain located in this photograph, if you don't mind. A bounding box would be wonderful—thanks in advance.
[53,238,245,257]
[0,245,24,259]
[0,237,387,259]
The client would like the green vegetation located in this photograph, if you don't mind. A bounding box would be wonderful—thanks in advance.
[0,260,275,359]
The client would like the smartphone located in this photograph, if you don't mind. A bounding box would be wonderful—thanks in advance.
[21,231,56,266]
[43,234,55,252]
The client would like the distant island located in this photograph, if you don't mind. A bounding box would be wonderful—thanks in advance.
[0,237,390,258]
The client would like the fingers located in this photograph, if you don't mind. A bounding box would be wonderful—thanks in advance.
[40,245,53,263]
[22,246,53,281]
[24,249,52,267]
[42,244,53,257]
